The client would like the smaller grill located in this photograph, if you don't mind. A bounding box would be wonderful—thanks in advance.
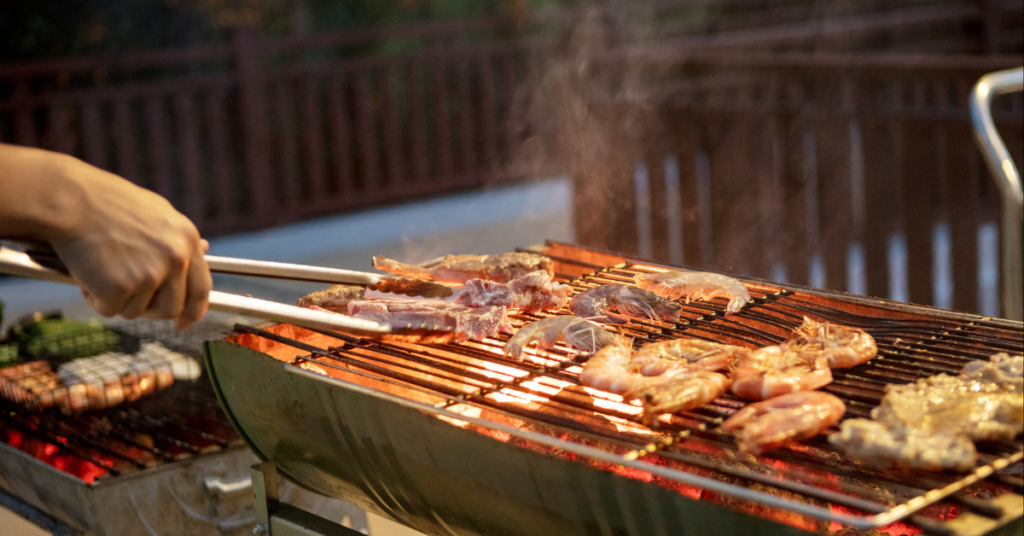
[212,242,1024,535]
[0,321,242,483]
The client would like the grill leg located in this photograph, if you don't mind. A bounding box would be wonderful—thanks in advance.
[250,461,364,536]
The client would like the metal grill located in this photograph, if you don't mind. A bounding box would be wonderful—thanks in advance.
[0,319,244,483]
[233,246,1024,534]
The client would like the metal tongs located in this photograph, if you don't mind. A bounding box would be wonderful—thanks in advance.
[0,242,457,343]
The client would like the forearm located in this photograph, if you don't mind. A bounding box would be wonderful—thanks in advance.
[0,143,85,241]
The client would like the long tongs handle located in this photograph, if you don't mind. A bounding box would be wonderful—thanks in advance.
[0,247,392,336]
[204,255,386,285]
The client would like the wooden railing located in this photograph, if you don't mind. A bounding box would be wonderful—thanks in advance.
[559,0,1023,316]
[0,17,568,235]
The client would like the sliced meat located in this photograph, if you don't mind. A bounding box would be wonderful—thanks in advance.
[348,299,511,342]
[453,270,572,314]
[297,285,366,313]
[373,252,552,284]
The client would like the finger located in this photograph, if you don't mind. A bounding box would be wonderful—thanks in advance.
[200,239,209,253]
[77,278,132,318]
[144,257,189,321]
[118,274,162,320]
[176,248,212,330]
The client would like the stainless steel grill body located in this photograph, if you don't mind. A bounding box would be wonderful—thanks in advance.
[204,242,1024,536]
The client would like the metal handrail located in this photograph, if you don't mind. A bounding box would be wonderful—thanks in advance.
[969,67,1024,320]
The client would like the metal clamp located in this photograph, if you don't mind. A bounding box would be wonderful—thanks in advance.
[250,461,364,536]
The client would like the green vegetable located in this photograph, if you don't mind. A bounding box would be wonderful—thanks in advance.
[13,315,120,363]
[0,343,17,366]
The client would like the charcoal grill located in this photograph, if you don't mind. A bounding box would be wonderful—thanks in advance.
[0,319,365,536]
[205,241,1024,536]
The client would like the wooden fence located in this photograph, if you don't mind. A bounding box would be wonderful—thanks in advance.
[2,0,1021,316]
[560,0,1023,316]
[0,16,568,235]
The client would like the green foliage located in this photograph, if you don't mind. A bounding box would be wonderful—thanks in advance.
[0,0,579,62]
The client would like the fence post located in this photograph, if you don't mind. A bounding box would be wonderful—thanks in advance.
[233,24,277,227]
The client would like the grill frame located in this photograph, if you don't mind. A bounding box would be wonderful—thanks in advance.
[206,241,1024,536]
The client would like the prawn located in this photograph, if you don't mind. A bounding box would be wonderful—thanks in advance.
[503,316,619,359]
[729,345,833,400]
[788,317,876,368]
[720,391,846,455]
[631,338,750,376]
[580,338,731,425]
[568,284,681,325]
[634,270,751,314]
[627,370,731,426]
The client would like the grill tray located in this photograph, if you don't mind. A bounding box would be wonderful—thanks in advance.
[205,241,1024,536]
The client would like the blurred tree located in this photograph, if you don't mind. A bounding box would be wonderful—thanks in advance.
[0,0,579,63]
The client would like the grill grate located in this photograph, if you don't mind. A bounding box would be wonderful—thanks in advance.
[235,249,1023,533]
[0,319,245,483]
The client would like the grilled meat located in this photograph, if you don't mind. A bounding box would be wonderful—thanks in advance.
[297,284,365,312]
[830,419,978,472]
[372,252,552,284]
[871,374,1023,443]
[960,353,1023,393]
[348,299,511,342]
[454,270,572,314]
[568,284,681,324]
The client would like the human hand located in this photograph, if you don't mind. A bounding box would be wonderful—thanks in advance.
[44,156,212,329]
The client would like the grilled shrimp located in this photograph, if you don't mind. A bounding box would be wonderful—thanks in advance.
[627,371,731,426]
[720,391,846,455]
[580,338,731,425]
[634,271,751,314]
[631,338,750,376]
[503,316,619,359]
[788,317,877,368]
[730,345,833,400]
[569,284,681,324]
[579,337,642,394]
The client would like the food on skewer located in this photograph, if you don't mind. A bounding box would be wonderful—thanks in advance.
[579,338,733,425]
[630,338,749,376]
[788,317,877,368]
[454,271,573,314]
[721,391,846,455]
[568,284,681,324]
[503,316,618,359]
[348,299,511,342]
[729,345,833,401]
[373,252,552,284]
[297,284,365,312]
[960,353,1023,392]
[829,419,978,472]
[634,270,751,314]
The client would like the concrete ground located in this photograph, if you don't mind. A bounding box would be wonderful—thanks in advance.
[0,177,574,536]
